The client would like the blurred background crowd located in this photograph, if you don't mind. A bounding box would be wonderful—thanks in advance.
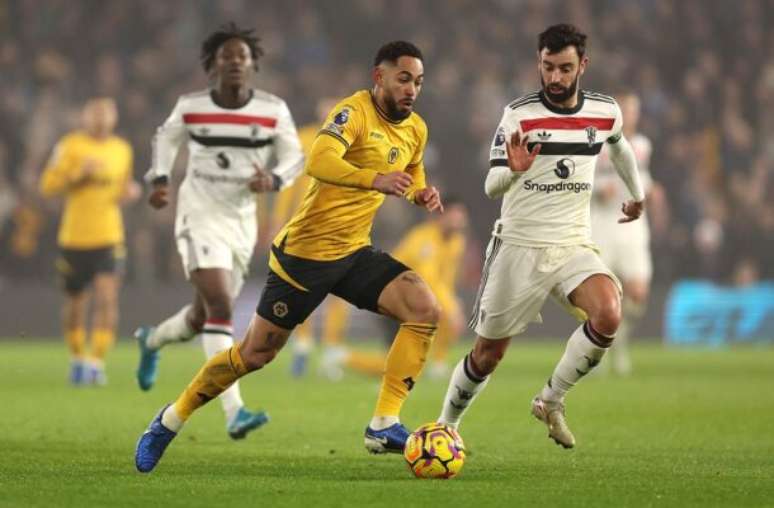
[1,0,772,290]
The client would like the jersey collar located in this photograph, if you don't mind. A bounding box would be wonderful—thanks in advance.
[539,89,585,115]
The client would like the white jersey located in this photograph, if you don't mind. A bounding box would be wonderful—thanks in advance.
[487,90,624,248]
[591,133,652,241]
[146,88,304,248]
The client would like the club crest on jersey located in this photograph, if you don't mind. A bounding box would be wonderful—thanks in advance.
[494,127,506,146]
[388,147,399,164]
[554,158,576,179]
[334,108,350,126]
[273,301,289,318]
[585,126,597,147]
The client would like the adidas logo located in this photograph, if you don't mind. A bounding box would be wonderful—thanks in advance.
[537,130,552,141]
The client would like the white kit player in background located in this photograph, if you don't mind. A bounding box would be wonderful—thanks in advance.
[438,24,646,449]
[134,25,304,440]
[591,92,664,375]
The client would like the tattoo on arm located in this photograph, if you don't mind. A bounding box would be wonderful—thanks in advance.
[400,272,423,285]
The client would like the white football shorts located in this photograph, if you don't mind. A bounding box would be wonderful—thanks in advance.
[469,239,622,339]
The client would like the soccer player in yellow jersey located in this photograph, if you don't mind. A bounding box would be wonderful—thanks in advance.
[136,41,445,472]
[39,97,138,386]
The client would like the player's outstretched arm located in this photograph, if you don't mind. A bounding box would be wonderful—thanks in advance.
[607,134,645,223]
[306,134,380,189]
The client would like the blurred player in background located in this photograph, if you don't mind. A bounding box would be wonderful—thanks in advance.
[438,24,646,449]
[39,97,139,386]
[136,40,445,472]
[591,92,665,375]
[134,23,304,439]
[318,197,469,381]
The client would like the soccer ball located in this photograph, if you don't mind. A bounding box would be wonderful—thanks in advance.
[403,422,465,479]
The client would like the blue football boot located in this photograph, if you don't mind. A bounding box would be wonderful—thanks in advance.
[135,326,159,391]
[227,407,270,440]
[69,360,86,386]
[364,423,410,454]
[135,404,177,473]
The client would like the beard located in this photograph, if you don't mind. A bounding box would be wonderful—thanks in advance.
[541,74,579,104]
[383,93,412,121]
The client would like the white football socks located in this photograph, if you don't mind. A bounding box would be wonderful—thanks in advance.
[161,404,184,433]
[541,322,610,402]
[201,320,244,424]
[147,305,196,350]
[438,353,490,430]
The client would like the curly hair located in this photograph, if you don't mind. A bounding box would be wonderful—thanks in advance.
[200,22,264,73]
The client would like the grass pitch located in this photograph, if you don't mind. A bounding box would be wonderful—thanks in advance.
[0,340,772,507]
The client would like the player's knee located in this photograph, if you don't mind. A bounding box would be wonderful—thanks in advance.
[409,296,441,324]
[590,300,621,337]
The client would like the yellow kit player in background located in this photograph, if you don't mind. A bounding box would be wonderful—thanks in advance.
[263,97,354,378]
[318,198,469,381]
[136,41,447,472]
[39,97,139,386]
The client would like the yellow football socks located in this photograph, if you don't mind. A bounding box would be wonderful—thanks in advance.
[373,322,436,417]
[65,327,86,358]
[90,328,115,360]
[173,345,248,421]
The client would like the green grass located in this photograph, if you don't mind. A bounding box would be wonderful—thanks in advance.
[0,340,772,508]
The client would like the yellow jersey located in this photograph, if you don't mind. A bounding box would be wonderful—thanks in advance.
[392,221,465,312]
[274,90,428,261]
[39,131,133,248]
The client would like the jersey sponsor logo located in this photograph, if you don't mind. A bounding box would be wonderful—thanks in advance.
[388,147,399,164]
[586,126,597,147]
[334,108,350,125]
[192,168,252,185]
[554,158,575,179]
[523,179,591,194]
[273,301,289,318]
[369,131,384,140]
[216,152,230,169]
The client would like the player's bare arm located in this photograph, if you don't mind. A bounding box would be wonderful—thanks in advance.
[505,132,541,173]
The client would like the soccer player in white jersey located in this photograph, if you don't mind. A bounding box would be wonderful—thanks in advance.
[134,23,304,440]
[437,24,645,449]
[591,92,659,375]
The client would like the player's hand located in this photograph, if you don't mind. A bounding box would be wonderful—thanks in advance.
[71,159,100,188]
[148,182,170,209]
[122,180,142,204]
[619,200,644,223]
[248,164,274,193]
[372,171,413,196]
[415,186,444,213]
[505,132,541,173]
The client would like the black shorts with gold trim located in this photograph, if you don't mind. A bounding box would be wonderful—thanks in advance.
[257,244,409,329]
[56,245,125,294]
